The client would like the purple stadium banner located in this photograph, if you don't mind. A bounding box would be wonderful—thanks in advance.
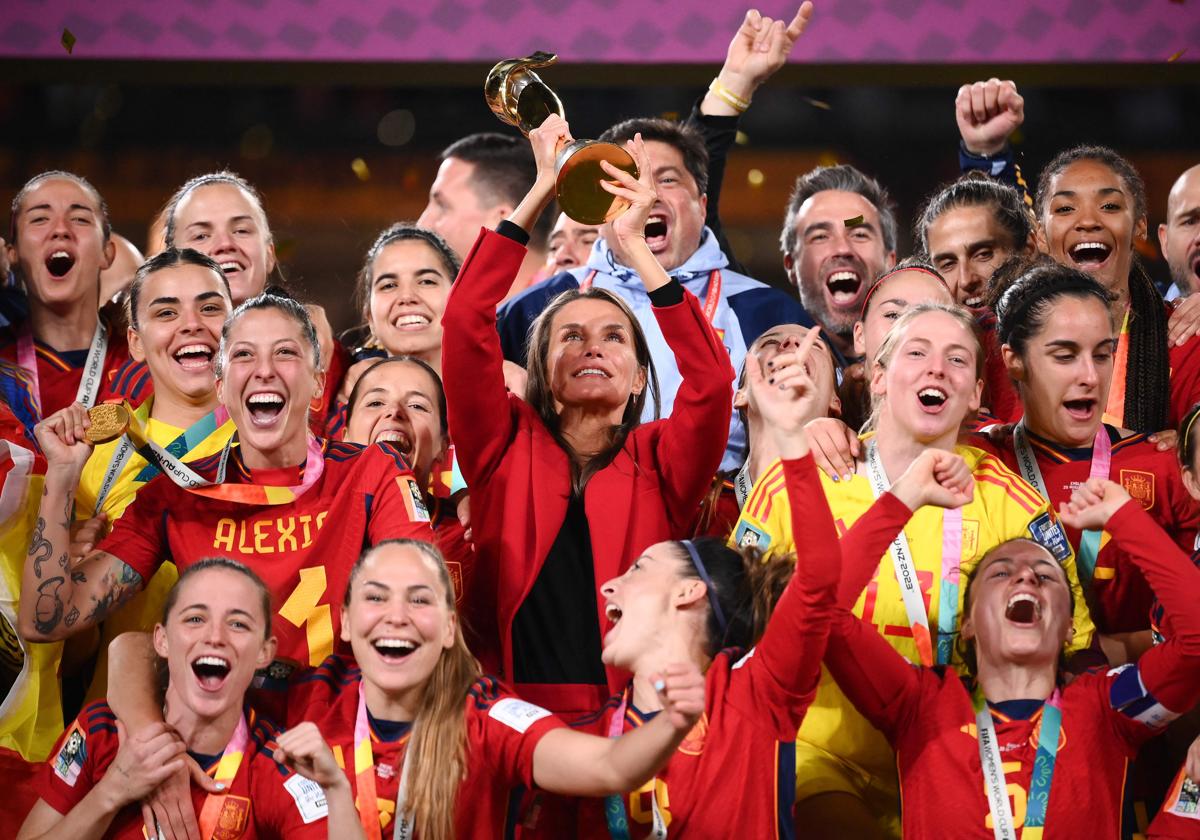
[2,0,1196,64]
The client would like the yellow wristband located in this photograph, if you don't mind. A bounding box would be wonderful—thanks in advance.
[708,77,751,113]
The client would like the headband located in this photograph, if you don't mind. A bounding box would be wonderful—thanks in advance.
[1184,406,1200,463]
[680,540,728,637]
[859,266,951,320]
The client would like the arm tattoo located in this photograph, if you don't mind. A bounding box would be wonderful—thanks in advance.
[84,562,143,626]
[33,576,65,635]
[28,517,52,578]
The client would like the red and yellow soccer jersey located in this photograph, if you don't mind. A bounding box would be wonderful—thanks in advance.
[38,701,322,839]
[285,655,563,839]
[972,424,1200,632]
[0,328,131,424]
[573,651,803,840]
[1150,763,1200,838]
[731,444,1095,792]
[861,657,1168,839]
[97,440,433,668]
[822,496,1200,840]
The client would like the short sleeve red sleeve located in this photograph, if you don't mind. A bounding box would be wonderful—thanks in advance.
[95,474,173,580]
[38,703,120,816]
[364,442,435,544]
[466,677,565,789]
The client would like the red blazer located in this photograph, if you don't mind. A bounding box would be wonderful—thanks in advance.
[442,228,734,717]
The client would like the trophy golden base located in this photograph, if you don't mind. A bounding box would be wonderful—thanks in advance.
[555,140,639,226]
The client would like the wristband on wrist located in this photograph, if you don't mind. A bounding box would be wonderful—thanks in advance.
[708,77,751,113]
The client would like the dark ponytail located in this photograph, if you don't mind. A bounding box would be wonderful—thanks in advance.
[673,537,794,657]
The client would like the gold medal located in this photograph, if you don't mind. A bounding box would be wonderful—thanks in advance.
[86,403,131,444]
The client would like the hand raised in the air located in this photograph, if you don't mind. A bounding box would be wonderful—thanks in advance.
[745,326,825,459]
[956,78,1024,158]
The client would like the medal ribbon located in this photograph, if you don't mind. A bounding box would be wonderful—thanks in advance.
[16,319,108,417]
[1012,423,1111,584]
[603,687,667,840]
[1102,309,1130,427]
[354,682,416,840]
[865,439,963,666]
[971,684,1063,840]
[185,433,325,506]
[196,714,250,840]
[92,399,233,515]
[581,269,723,326]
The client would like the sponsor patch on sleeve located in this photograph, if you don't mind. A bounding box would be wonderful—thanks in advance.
[488,697,553,734]
[1027,512,1071,562]
[399,475,431,523]
[733,521,770,551]
[284,772,329,823]
[52,722,87,787]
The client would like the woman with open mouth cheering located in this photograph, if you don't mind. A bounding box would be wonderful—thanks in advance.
[271,538,706,840]
[19,292,434,681]
[440,115,733,721]
[733,302,1095,838]
[824,476,1200,839]
[971,258,1198,641]
[18,558,360,839]
[1036,146,1200,434]
[568,327,842,838]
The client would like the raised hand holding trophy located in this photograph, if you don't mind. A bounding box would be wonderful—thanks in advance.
[485,52,639,225]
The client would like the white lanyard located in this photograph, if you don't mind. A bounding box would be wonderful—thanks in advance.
[16,319,108,415]
[975,700,1018,840]
[865,439,936,666]
[733,460,753,509]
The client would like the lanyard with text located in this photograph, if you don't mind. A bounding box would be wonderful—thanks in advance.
[16,319,108,417]
[354,683,416,840]
[185,433,325,505]
[733,460,753,509]
[92,400,232,515]
[195,714,250,840]
[1012,423,1111,584]
[865,439,963,667]
[971,683,1063,840]
[604,687,667,840]
[580,269,723,326]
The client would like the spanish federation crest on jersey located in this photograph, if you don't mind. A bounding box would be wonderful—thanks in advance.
[1119,469,1155,509]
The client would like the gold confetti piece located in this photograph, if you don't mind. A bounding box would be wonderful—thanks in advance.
[803,96,831,111]
[351,158,370,181]
[844,215,865,228]
[1168,48,1186,62]
[734,130,750,146]
[61,28,76,54]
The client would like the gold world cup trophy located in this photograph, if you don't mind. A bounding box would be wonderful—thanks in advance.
[485,52,639,226]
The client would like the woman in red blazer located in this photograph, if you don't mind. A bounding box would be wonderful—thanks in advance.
[441,116,734,719]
